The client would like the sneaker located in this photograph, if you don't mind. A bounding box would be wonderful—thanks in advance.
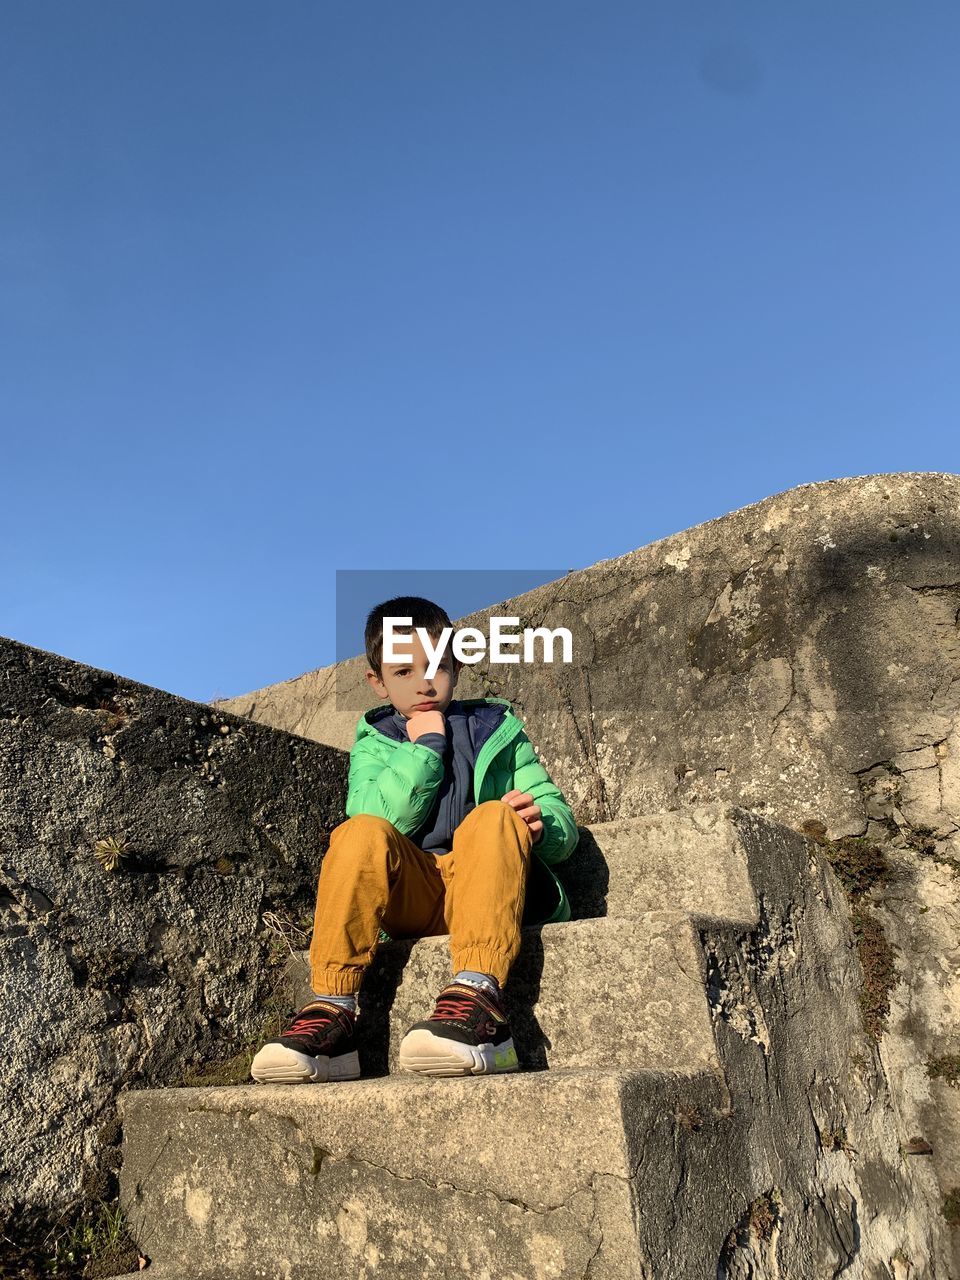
[398,981,519,1077]
[250,1000,361,1084]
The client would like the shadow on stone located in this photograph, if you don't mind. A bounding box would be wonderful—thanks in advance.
[502,929,548,1070]
[556,827,609,920]
[356,939,413,1076]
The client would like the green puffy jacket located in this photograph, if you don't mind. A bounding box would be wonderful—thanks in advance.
[345,696,579,925]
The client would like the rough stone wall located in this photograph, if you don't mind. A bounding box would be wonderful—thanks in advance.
[216,472,960,842]
[215,471,960,1269]
[585,810,953,1279]
[703,812,952,1279]
[0,636,348,1228]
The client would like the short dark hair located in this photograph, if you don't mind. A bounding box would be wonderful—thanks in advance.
[364,595,461,681]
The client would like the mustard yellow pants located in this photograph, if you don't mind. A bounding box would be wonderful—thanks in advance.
[309,799,534,995]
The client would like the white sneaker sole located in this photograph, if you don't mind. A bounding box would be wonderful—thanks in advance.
[250,1044,360,1085]
[397,1030,519,1077]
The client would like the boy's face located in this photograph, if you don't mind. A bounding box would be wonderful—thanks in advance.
[366,629,460,719]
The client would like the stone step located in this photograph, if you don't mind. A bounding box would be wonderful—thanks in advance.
[118,1066,737,1280]
[290,910,720,1075]
[564,805,759,925]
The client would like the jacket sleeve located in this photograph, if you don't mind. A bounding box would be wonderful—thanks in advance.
[345,733,445,835]
[509,730,580,866]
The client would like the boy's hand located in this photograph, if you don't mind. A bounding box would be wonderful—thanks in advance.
[500,789,543,843]
[406,710,447,742]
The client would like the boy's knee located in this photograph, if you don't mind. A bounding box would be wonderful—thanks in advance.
[467,800,528,832]
[327,814,399,857]
[469,800,511,819]
[456,801,532,851]
[334,814,397,837]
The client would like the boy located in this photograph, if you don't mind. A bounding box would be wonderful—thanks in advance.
[251,595,579,1084]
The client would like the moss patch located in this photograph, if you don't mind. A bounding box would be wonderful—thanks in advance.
[927,1053,960,1087]
[822,1124,857,1155]
[748,1191,778,1241]
[801,821,900,1042]
[942,1187,960,1227]
[904,825,960,878]
[851,905,898,1042]
[801,824,894,899]
[719,1189,781,1265]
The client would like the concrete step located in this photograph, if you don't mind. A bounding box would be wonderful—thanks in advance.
[111,805,764,1278]
[290,911,721,1075]
[565,805,758,925]
[118,1066,737,1279]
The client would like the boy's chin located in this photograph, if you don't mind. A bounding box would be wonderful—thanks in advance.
[404,698,453,717]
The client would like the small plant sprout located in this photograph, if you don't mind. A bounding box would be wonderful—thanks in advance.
[675,1102,703,1132]
[93,836,132,872]
[262,910,310,958]
[823,1124,859,1156]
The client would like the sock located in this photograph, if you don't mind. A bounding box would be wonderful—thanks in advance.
[453,969,500,998]
[309,991,357,1015]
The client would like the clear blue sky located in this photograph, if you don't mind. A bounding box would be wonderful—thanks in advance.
[2,3,958,703]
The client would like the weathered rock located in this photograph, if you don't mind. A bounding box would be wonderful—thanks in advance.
[118,809,951,1278]
[561,807,758,923]
[0,635,348,1229]
[8,473,960,1276]
[215,471,960,1273]
[215,473,960,844]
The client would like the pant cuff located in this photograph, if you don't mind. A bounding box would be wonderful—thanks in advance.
[309,966,365,996]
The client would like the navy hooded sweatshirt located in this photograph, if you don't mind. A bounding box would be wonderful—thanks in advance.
[368,699,509,855]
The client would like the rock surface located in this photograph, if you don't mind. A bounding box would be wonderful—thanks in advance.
[215,471,960,1273]
[215,472,960,841]
[5,472,960,1276]
[118,809,952,1278]
[0,635,348,1229]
